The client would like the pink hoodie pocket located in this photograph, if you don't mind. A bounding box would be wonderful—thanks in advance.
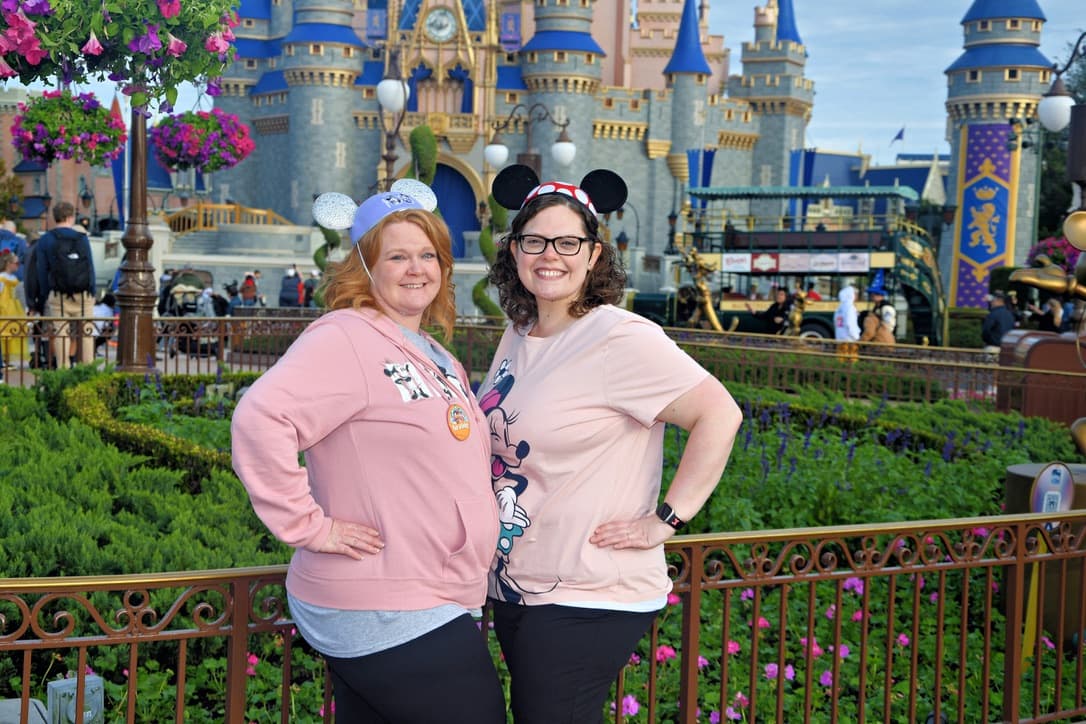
[442,494,499,581]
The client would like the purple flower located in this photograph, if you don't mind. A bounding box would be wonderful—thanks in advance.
[725,707,741,721]
[128,25,162,54]
[765,663,779,679]
[820,670,834,687]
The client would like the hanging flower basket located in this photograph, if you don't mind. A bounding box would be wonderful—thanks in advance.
[150,108,255,173]
[0,0,239,108]
[1027,236,1081,275]
[10,90,127,166]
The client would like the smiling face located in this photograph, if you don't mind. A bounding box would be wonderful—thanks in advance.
[368,220,441,331]
[512,204,600,315]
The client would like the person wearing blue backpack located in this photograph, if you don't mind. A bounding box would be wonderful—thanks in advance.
[34,201,96,368]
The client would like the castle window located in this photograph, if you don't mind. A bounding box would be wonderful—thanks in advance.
[629,99,640,111]
[967,70,980,82]
[1005,69,1019,81]
[285,45,294,56]
[505,92,520,104]
[1007,19,1020,30]
[603,98,614,109]
[1040,69,1051,83]
[310,44,323,55]
[1032,20,1041,31]
[335,142,347,169]
[343,47,354,58]
[556,51,567,62]
[245,59,257,70]
[527,52,537,63]
[977,20,989,31]
[268,58,277,69]
[585,53,595,64]
[243,19,254,28]
[311,98,324,125]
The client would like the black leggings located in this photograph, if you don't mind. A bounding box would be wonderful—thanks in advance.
[491,600,658,724]
[324,614,505,723]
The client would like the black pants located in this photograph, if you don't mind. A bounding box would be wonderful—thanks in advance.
[324,614,505,723]
[491,600,658,724]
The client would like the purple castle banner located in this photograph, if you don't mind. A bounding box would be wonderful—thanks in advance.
[950,123,1015,308]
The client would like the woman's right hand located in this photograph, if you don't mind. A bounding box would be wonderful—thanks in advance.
[318,518,384,560]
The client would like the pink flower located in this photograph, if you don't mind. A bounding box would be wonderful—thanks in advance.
[836,644,850,659]
[156,0,180,18]
[929,592,939,604]
[0,56,15,79]
[710,712,722,724]
[166,33,187,58]
[843,577,864,595]
[655,644,677,663]
[726,640,741,656]
[800,637,823,657]
[318,701,335,717]
[740,588,754,601]
[619,695,639,716]
[697,655,710,670]
[825,604,836,620]
[81,30,103,56]
[1042,636,1055,650]
[784,664,795,681]
[897,634,910,647]
[851,609,865,622]
[204,31,230,53]
[733,692,749,707]
[765,663,779,679]
[628,652,641,665]
[725,707,741,721]
[819,670,834,687]
[245,652,258,676]
[667,592,680,606]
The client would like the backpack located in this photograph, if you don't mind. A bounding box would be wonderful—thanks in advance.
[48,230,93,295]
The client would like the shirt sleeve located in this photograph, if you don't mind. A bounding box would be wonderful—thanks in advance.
[602,316,709,427]
[231,318,369,550]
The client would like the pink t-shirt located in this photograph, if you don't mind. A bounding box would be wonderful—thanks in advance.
[478,305,708,606]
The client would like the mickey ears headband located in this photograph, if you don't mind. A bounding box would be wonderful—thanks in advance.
[491,165,628,216]
[312,179,439,245]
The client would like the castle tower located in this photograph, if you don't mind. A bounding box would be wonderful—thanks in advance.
[662,0,712,213]
[726,0,813,223]
[221,0,366,221]
[942,0,1055,307]
[513,0,602,182]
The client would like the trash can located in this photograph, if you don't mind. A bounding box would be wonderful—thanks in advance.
[1004,462,1086,646]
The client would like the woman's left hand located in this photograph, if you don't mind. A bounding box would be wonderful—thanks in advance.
[589,515,673,550]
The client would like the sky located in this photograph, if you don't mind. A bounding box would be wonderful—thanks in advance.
[707,0,1084,165]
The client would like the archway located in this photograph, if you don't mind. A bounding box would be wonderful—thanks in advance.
[432,164,479,258]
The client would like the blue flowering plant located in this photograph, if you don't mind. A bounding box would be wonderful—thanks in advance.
[0,0,239,108]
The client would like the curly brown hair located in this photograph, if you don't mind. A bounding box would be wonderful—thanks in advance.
[321,209,457,338]
[488,193,626,329]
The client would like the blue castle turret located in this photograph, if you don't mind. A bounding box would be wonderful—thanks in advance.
[941,0,1055,307]
[663,0,712,208]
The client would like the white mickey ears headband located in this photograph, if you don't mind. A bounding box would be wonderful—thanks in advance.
[312,179,439,245]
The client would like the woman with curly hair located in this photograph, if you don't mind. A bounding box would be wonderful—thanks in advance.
[232,182,505,723]
[480,165,743,723]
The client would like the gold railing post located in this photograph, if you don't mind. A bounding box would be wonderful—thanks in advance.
[225,572,252,723]
[678,542,703,723]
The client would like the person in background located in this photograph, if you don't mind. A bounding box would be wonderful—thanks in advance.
[1029,297,1063,333]
[746,286,793,334]
[482,164,742,723]
[229,276,262,316]
[834,285,861,342]
[859,283,896,344]
[804,282,822,301]
[304,268,321,307]
[91,292,116,356]
[0,220,27,281]
[35,201,96,367]
[0,249,28,369]
[981,291,1017,353]
[232,183,505,723]
[278,265,303,307]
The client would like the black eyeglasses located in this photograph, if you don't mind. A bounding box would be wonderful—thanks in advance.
[514,234,596,256]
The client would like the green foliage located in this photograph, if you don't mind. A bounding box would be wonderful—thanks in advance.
[408,125,438,185]
[948,307,986,348]
[471,195,505,317]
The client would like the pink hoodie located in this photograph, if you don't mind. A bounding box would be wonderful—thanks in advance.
[231,308,498,611]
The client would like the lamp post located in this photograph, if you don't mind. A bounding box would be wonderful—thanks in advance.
[483,103,576,176]
[78,175,96,234]
[664,210,680,255]
[376,47,410,191]
[1035,31,1086,249]
[616,202,641,248]
[1007,117,1045,245]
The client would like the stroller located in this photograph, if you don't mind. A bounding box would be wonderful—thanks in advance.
[158,269,229,357]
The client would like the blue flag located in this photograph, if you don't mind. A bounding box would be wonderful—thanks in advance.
[890,127,905,145]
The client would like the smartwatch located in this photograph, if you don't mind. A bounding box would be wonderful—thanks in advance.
[655,502,686,531]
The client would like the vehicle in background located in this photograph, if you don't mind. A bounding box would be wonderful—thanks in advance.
[630,185,946,345]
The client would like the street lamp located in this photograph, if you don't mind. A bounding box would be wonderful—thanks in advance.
[664,209,680,255]
[79,175,97,234]
[483,103,575,176]
[376,47,410,191]
[616,202,641,247]
[1036,31,1086,249]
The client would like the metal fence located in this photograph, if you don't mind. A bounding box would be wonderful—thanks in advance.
[2,512,1084,723]
[10,317,1082,423]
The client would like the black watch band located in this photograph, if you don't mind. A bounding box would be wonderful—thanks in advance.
[655,502,686,531]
